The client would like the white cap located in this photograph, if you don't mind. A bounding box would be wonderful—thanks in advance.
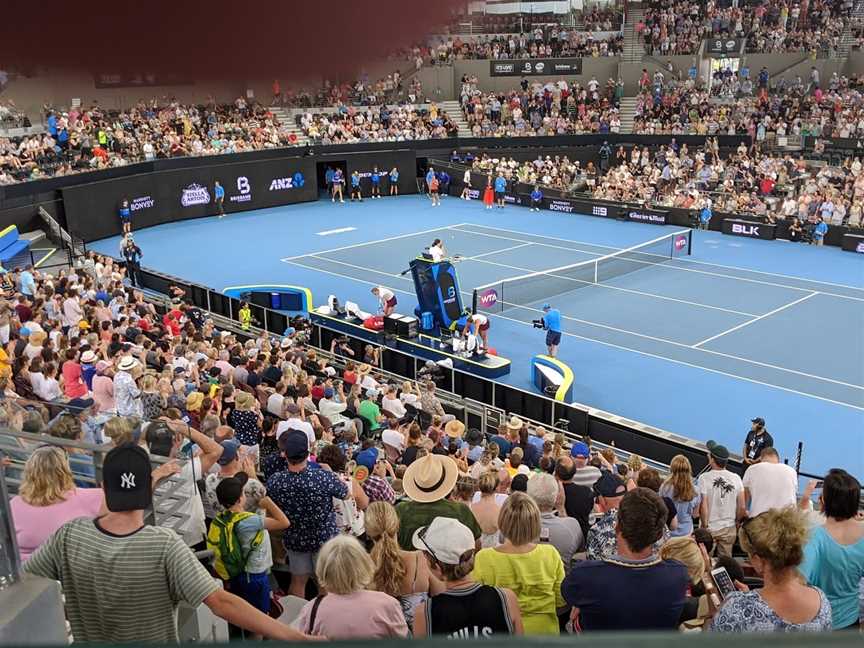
[412,517,476,565]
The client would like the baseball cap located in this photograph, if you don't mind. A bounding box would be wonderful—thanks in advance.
[706,440,730,461]
[323,387,335,399]
[412,517,476,565]
[145,421,175,457]
[570,441,590,458]
[542,304,551,311]
[217,439,242,466]
[355,447,379,472]
[366,388,379,399]
[511,474,529,492]
[751,417,766,427]
[595,472,626,498]
[278,429,309,460]
[19,327,30,336]
[102,443,153,512]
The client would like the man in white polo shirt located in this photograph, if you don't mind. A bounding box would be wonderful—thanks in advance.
[742,447,798,517]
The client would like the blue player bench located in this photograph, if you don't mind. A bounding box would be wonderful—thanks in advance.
[0,225,31,264]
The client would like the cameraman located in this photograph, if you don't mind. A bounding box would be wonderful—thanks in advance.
[330,335,355,358]
[539,303,562,357]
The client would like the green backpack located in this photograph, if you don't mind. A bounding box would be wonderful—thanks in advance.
[206,511,264,580]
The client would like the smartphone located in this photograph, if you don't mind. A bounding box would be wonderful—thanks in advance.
[710,567,737,600]
[815,480,824,489]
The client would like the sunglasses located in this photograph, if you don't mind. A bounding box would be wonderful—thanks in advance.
[417,526,442,565]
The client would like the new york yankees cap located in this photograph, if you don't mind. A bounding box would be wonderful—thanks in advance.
[102,443,153,512]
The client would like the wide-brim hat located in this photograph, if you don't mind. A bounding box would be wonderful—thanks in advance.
[506,415,523,431]
[117,356,139,372]
[402,454,459,504]
[445,419,465,438]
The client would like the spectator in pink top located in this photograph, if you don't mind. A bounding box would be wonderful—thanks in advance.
[91,360,115,413]
[294,535,409,638]
[10,445,105,561]
[61,349,88,399]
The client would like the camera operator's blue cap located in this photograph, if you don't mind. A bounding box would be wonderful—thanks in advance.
[542,303,551,311]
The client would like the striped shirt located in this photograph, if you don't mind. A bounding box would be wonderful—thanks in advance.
[24,518,219,643]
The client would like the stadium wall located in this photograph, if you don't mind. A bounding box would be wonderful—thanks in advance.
[2,133,859,248]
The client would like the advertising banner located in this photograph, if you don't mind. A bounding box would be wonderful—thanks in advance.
[490,58,583,77]
[721,218,777,240]
[62,157,316,240]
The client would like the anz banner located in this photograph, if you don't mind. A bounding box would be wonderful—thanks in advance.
[62,157,316,241]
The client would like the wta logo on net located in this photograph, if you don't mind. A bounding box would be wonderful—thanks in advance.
[477,288,498,308]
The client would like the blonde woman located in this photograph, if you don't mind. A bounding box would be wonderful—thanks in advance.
[294,535,408,638]
[659,455,701,538]
[711,508,832,632]
[10,445,105,561]
[626,454,644,490]
[470,470,503,548]
[472,492,565,635]
[365,502,443,631]
[469,442,503,480]
[140,374,165,420]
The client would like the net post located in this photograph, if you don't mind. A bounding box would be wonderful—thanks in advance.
[593,261,598,284]
[688,230,693,256]
[471,289,478,312]
[794,441,803,475]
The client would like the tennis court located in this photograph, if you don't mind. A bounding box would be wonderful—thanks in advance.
[89,196,864,478]
[283,221,863,411]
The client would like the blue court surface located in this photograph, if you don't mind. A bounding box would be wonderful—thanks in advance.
[91,194,864,479]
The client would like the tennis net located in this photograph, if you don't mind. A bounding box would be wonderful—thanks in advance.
[472,229,692,314]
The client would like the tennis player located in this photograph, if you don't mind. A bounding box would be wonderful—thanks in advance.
[371,286,398,316]
[460,169,472,200]
[462,309,490,349]
[429,174,441,207]
[541,303,562,357]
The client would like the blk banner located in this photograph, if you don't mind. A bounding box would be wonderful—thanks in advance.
[721,218,777,240]
[490,58,583,77]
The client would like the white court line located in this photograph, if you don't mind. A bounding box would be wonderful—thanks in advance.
[281,257,864,411]
[692,292,820,348]
[452,225,609,256]
[459,223,864,301]
[281,223,469,261]
[317,227,356,236]
[465,243,533,260]
[466,256,759,317]
[286,256,863,391]
[673,257,864,292]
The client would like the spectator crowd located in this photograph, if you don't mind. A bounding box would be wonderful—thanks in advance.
[0,248,861,642]
[298,102,457,145]
[0,98,294,185]
[460,77,622,137]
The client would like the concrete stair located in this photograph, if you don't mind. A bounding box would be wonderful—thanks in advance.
[839,1,864,56]
[618,97,639,134]
[621,7,645,63]
[271,106,308,145]
[440,99,472,137]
